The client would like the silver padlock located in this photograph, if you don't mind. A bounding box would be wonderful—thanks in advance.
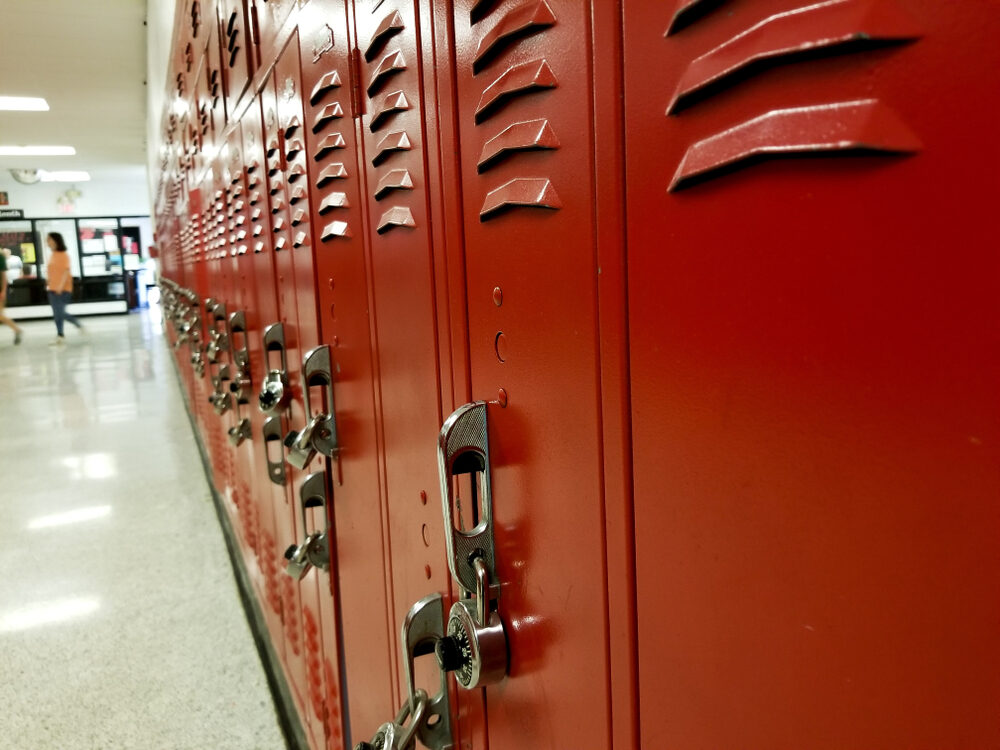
[283,471,331,579]
[284,531,326,580]
[284,346,339,470]
[353,690,428,750]
[210,390,232,415]
[227,417,251,447]
[435,402,509,689]
[284,414,322,470]
[258,323,291,415]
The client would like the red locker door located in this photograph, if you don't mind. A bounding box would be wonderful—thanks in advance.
[248,0,297,68]
[221,124,270,597]
[233,99,290,663]
[205,161,238,516]
[623,2,1000,747]
[271,35,347,748]
[219,0,255,119]
[423,1,618,748]
[351,0,458,724]
[261,71,325,749]
[296,0,398,742]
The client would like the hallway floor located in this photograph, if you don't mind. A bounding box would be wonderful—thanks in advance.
[0,309,286,749]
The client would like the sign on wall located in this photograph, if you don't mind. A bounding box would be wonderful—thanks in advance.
[0,208,24,219]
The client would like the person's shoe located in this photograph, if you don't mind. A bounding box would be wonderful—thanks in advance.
[14,331,22,345]
[49,337,65,347]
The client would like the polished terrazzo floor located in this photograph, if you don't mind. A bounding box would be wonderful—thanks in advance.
[0,308,285,749]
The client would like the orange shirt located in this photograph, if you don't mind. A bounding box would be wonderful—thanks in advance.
[47,251,72,293]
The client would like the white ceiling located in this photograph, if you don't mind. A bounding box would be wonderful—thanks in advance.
[0,0,149,173]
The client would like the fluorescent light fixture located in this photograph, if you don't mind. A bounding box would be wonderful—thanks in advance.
[0,96,49,111]
[28,505,111,530]
[39,170,91,182]
[0,597,100,632]
[0,145,75,156]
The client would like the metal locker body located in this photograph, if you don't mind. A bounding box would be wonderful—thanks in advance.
[296,0,399,742]
[622,2,1000,747]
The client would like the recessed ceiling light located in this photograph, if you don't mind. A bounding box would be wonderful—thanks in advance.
[0,145,76,156]
[0,96,50,111]
[39,170,91,182]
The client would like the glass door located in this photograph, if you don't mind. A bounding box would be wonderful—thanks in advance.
[77,218,125,302]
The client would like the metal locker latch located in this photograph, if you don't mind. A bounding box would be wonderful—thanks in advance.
[227,310,252,403]
[284,470,331,580]
[205,299,229,363]
[355,594,453,750]
[434,402,509,689]
[209,364,233,415]
[226,311,253,447]
[262,416,287,485]
[227,417,252,447]
[258,322,291,415]
[284,345,338,470]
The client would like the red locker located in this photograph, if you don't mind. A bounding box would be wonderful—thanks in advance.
[219,0,255,119]
[419,2,619,748]
[236,96,292,667]
[296,0,399,741]
[269,34,348,747]
[260,71,324,748]
[350,2,459,720]
[622,1,1000,747]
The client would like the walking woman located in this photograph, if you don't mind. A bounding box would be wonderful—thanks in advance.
[45,232,85,345]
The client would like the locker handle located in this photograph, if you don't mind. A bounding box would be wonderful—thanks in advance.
[355,595,453,750]
[435,402,509,690]
[283,346,339,470]
[262,416,287,485]
[283,471,331,580]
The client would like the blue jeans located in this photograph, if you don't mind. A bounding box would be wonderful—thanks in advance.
[49,291,82,336]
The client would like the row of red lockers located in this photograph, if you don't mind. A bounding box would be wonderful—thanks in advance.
[151,1,1000,749]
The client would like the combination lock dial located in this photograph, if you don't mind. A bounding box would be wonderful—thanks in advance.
[436,585,507,689]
